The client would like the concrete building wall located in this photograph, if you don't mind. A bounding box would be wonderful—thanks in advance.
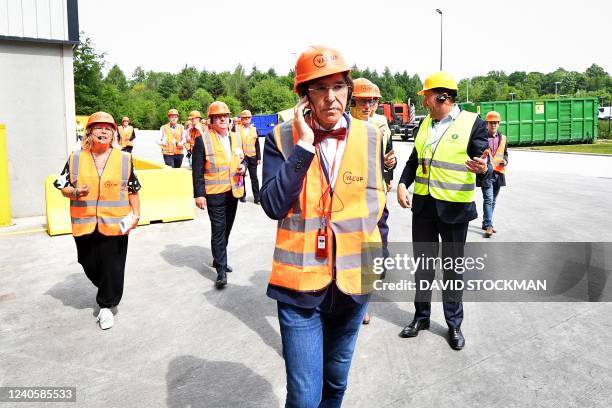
[0,40,76,217]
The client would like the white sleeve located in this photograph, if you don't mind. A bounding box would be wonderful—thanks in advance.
[156,127,166,145]
[297,139,315,153]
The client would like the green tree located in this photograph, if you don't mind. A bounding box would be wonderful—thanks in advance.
[158,73,178,99]
[73,32,104,114]
[247,79,295,113]
[105,64,128,91]
[177,66,199,100]
[217,95,242,116]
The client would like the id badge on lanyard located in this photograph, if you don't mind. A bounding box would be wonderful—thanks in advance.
[316,217,328,259]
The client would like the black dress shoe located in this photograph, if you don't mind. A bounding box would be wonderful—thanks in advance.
[239,197,247,203]
[449,327,465,350]
[399,319,430,338]
[215,272,227,289]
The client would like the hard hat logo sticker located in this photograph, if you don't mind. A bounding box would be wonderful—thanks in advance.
[313,53,338,68]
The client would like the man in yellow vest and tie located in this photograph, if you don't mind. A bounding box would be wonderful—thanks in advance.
[192,101,246,288]
[156,108,186,168]
[237,109,261,204]
[117,116,136,153]
[260,45,388,406]
[397,71,490,350]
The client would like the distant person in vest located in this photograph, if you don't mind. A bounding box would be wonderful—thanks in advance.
[477,111,508,238]
[371,84,396,192]
[185,110,207,168]
[192,101,246,289]
[349,78,396,326]
[237,109,261,204]
[396,71,490,350]
[54,112,141,330]
[260,45,388,407]
[156,108,186,168]
[117,116,136,153]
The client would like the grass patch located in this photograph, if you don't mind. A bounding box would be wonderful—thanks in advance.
[515,140,612,154]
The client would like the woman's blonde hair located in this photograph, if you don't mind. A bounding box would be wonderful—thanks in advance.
[81,127,121,150]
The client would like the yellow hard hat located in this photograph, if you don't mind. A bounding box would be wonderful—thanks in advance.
[418,71,458,95]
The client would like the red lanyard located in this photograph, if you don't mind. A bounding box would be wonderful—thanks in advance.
[315,140,340,229]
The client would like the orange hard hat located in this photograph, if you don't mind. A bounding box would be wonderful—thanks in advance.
[293,45,351,93]
[189,110,202,120]
[240,109,252,118]
[207,101,231,117]
[372,84,382,98]
[352,78,378,98]
[86,111,117,130]
[121,116,130,122]
[167,108,179,117]
[485,111,501,122]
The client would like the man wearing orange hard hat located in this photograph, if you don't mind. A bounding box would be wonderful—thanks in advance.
[117,116,136,153]
[236,109,261,204]
[192,101,246,289]
[260,45,389,406]
[156,108,186,168]
[397,71,490,350]
[477,110,508,238]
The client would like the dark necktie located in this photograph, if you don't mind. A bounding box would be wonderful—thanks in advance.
[313,127,347,145]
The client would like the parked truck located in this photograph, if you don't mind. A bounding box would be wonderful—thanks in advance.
[376,100,416,140]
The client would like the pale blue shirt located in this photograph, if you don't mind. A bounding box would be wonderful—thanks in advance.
[428,104,461,150]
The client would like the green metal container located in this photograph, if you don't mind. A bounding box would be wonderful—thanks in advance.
[460,97,598,145]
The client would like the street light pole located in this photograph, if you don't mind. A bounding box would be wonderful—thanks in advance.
[436,9,443,70]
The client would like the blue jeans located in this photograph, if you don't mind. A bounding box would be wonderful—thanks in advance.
[481,179,501,228]
[277,299,368,408]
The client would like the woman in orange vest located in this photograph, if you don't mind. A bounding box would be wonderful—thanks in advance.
[54,112,141,330]
[260,46,389,406]
[192,101,246,288]
[117,116,136,153]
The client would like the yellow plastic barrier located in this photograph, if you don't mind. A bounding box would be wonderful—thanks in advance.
[45,155,194,236]
[0,124,13,227]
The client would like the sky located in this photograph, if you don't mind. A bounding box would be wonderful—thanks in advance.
[78,0,612,81]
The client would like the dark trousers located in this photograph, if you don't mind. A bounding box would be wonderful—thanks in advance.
[412,196,468,329]
[243,156,260,201]
[163,154,184,168]
[74,229,129,308]
[206,191,238,273]
[122,146,133,153]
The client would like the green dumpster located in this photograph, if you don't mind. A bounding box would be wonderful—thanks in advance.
[460,97,598,146]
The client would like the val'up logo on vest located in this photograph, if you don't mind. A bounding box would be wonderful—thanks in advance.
[342,171,364,185]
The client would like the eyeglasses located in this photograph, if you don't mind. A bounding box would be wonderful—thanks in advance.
[356,98,380,106]
[308,83,349,97]
[92,126,114,132]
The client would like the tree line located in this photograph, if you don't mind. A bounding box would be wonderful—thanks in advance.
[74,33,612,130]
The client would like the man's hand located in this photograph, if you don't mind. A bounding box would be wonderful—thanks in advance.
[236,164,246,175]
[384,149,396,169]
[465,156,488,174]
[294,96,314,145]
[257,160,261,165]
[397,183,412,208]
[195,196,207,210]
[75,185,90,198]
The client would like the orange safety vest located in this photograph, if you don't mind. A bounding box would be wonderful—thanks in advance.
[186,125,207,152]
[117,125,134,148]
[161,124,184,155]
[487,133,507,174]
[200,130,245,198]
[269,118,386,295]
[68,148,132,237]
[238,125,258,157]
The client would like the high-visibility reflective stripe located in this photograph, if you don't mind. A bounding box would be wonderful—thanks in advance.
[98,216,123,225]
[278,121,296,160]
[415,176,429,185]
[429,179,474,191]
[278,216,320,233]
[206,166,230,174]
[70,200,129,207]
[120,152,129,201]
[335,253,363,271]
[202,132,216,169]
[273,248,328,267]
[71,216,96,224]
[206,179,228,185]
[363,122,380,232]
[430,159,468,172]
[71,150,81,184]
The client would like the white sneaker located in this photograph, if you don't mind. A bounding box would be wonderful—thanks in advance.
[97,308,114,330]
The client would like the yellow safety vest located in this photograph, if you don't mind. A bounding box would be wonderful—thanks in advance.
[238,125,258,157]
[68,148,132,237]
[200,130,245,198]
[414,111,478,203]
[117,125,134,148]
[269,118,386,295]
